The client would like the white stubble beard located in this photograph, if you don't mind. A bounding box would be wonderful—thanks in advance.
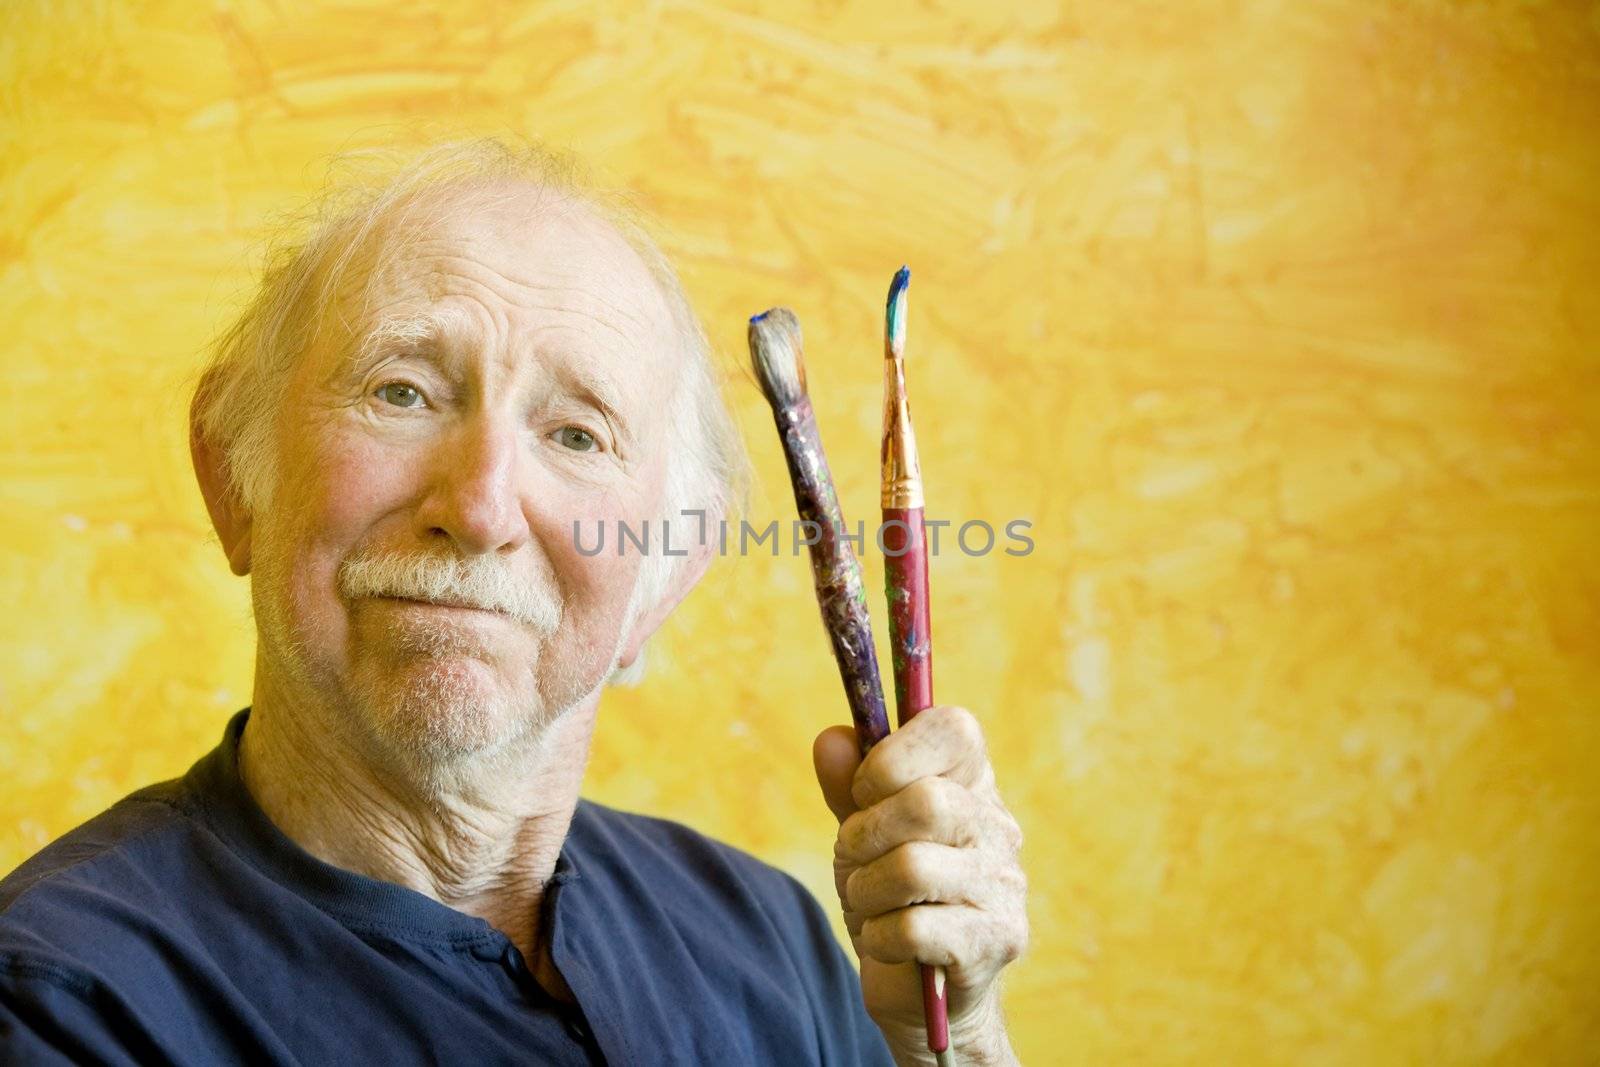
[249,511,650,798]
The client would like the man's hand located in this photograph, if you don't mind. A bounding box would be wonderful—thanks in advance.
[814,705,1028,1066]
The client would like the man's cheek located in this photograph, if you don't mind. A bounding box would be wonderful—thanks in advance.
[567,549,647,626]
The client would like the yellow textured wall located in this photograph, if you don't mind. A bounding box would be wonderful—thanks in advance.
[4,2,1599,1062]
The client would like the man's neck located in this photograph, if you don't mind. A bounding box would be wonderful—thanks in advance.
[238,670,598,995]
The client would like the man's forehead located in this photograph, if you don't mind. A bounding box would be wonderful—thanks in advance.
[337,186,676,354]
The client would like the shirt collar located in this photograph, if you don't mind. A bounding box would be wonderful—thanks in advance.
[181,708,586,950]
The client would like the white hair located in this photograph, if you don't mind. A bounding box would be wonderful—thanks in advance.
[193,137,748,683]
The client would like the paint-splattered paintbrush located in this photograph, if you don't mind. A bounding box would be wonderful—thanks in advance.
[879,267,953,1065]
[748,308,892,753]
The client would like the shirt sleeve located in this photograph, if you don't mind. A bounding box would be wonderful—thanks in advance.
[0,958,148,1067]
[769,876,897,1066]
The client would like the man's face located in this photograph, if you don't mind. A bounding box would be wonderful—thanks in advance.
[250,188,680,771]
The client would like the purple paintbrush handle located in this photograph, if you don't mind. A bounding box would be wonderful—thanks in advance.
[772,400,892,752]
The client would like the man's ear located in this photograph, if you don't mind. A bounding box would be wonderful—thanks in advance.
[189,386,254,577]
[614,526,718,672]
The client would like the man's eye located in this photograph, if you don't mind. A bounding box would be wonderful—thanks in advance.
[375,382,425,409]
[555,426,599,453]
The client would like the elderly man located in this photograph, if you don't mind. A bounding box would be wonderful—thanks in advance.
[0,141,1027,1065]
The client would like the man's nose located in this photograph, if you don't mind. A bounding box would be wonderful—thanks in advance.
[415,412,530,556]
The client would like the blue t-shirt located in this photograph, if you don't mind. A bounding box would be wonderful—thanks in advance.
[0,710,892,1065]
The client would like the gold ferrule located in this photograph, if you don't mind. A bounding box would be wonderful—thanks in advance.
[880,356,925,510]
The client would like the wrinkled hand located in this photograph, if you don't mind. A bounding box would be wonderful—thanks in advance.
[814,706,1027,1066]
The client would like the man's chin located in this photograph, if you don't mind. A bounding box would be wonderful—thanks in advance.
[351,657,540,773]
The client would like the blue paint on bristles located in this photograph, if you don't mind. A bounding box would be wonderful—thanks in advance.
[886,265,910,358]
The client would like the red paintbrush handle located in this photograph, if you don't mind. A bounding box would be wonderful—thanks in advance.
[882,508,932,724]
[882,507,949,1056]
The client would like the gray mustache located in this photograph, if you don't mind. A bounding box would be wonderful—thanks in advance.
[338,551,562,635]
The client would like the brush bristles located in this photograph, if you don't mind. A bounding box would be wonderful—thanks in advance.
[885,266,910,359]
[748,307,808,410]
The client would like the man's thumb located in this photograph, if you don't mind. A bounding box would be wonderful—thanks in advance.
[812,725,863,825]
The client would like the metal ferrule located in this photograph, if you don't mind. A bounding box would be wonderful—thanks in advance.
[880,355,925,510]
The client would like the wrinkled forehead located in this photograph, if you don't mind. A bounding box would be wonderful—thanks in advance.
[321,183,680,369]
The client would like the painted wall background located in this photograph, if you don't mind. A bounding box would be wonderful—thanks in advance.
[3,2,1598,1062]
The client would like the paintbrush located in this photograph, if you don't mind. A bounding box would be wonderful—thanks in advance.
[747,308,892,753]
[879,267,953,1066]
